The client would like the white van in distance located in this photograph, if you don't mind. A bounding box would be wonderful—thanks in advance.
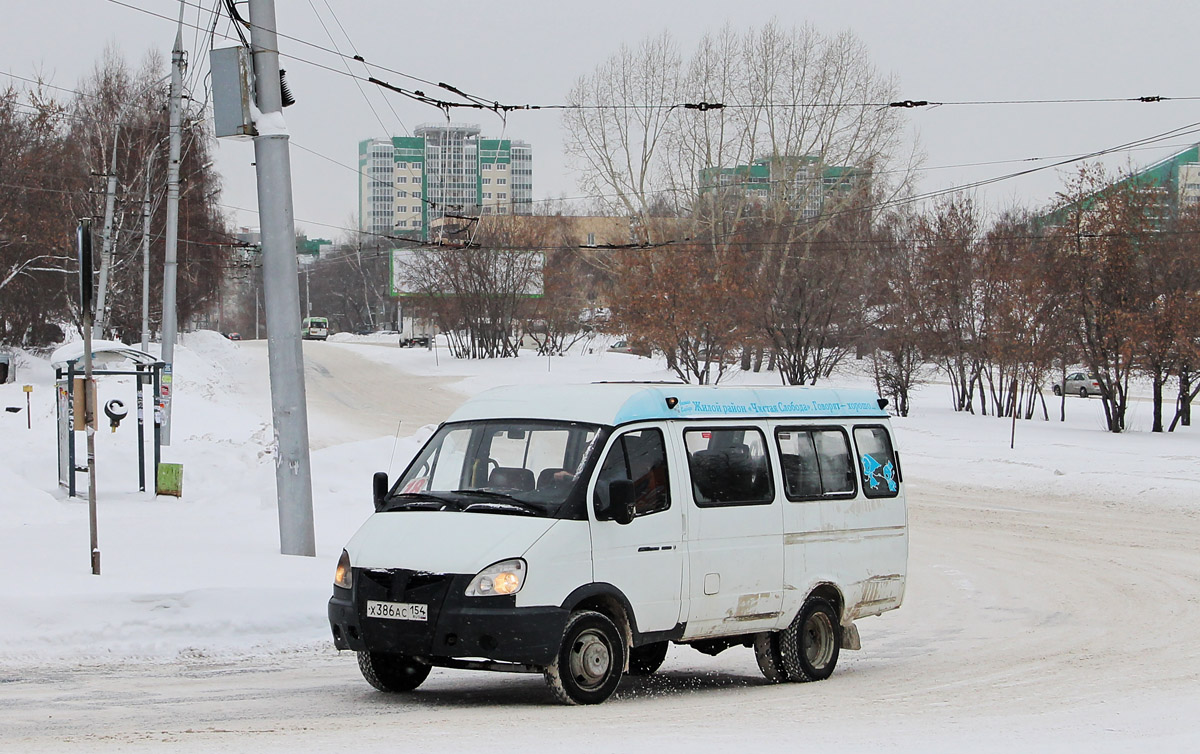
[328,383,907,704]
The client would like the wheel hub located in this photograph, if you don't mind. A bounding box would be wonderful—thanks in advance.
[570,630,612,688]
[803,612,835,668]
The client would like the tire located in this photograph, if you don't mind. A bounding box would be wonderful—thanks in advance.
[1079,387,1088,398]
[628,641,669,676]
[1052,385,1062,396]
[544,610,625,705]
[778,598,841,683]
[753,632,788,683]
[357,650,431,692]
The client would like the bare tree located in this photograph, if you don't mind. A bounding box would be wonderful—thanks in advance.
[565,22,916,382]
[912,195,986,412]
[0,84,85,345]
[1047,165,1158,433]
[867,209,928,416]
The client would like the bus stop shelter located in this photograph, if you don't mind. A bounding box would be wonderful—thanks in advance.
[51,341,163,496]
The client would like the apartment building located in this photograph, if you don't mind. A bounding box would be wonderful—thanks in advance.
[359,124,533,241]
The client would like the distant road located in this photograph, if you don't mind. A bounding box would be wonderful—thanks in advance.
[240,339,466,449]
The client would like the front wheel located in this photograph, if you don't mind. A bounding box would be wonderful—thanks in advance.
[544,610,625,705]
[778,598,841,682]
[1052,385,1062,396]
[357,651,431,692]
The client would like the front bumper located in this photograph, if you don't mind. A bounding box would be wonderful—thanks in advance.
[328,568,568,667]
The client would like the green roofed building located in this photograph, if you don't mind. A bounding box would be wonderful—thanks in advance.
[359,124,533,242]
[698,156,860,219]
[1042,143,1200,227]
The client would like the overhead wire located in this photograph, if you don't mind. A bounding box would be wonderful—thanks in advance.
[106,0,1200,117]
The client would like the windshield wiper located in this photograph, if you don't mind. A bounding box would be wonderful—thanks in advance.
[383,492,463,512]
[452,490,544,516]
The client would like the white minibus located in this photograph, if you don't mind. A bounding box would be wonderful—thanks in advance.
[328,383,906,704]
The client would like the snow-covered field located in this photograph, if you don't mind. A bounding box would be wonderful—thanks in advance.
[1,332,1197,752]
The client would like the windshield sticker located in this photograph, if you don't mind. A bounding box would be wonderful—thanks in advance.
[401,477,428,493]
[861,454,897,492]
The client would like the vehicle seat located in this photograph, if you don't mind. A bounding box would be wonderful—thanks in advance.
[537,467,570,491]
[489,467,535,491]
[689,449,728,502]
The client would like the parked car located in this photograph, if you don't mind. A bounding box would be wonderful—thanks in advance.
[1053,372,1102,397]
[223,332,241,341]
[607,339,650,356]
[400,335,432,348]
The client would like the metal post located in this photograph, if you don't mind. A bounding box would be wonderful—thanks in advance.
[67,361,76,499]
[249,0,316,556]
[78,219,100,575]
[159,14,186,445]
[136,366,146,492]
[141,149,154,353]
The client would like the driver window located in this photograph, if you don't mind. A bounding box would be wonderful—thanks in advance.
[427,427,471,491]
[593,428,670,518]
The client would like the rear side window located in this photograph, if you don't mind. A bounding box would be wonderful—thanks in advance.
[775,428,856,500]
[593,429,671,518]
[854,426,900,498]
[683,427,773,507]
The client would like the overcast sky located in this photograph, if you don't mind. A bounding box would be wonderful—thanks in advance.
[4,1,1199,240]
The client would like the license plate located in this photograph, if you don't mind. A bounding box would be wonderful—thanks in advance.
[366,600,428,622]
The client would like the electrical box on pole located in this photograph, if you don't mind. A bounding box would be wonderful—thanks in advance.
[210,47,257,140]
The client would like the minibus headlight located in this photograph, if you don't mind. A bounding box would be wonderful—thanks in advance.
[334,549,353,589]
[465,559,526,597]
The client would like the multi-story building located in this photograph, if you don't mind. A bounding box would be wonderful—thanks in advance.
[698,156,859,219]
[1041,143,1200,228]
[358,124,533,241]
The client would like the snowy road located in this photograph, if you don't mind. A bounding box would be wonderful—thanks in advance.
[4,479,1197,752]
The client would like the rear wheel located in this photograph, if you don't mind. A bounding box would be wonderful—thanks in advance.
[1079,387,1089,398]
[357,651,431,692]
[544,610,625,705]
[753,632,788,683]
[778,598,841,682]
[628,641,669,676]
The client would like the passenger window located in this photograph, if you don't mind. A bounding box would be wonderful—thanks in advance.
[684,427,773,507]
[775,428,856,500]
[854,426,900,498]
[593,429,670,518]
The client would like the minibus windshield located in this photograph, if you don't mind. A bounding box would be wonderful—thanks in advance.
[384,420,602,518]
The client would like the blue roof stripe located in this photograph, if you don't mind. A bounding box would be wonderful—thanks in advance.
[612,386,888,424]
[449,384,889,427]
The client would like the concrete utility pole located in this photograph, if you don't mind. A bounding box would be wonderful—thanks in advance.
[159,13,186,445]
[248,0,316,556]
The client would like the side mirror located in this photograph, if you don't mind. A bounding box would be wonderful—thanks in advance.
[372,471,389,512]
[603,479,636,525]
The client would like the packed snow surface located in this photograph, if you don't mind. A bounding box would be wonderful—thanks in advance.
[1,331,1197,752]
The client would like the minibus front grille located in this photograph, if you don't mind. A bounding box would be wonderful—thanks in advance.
[357,568,453,605]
